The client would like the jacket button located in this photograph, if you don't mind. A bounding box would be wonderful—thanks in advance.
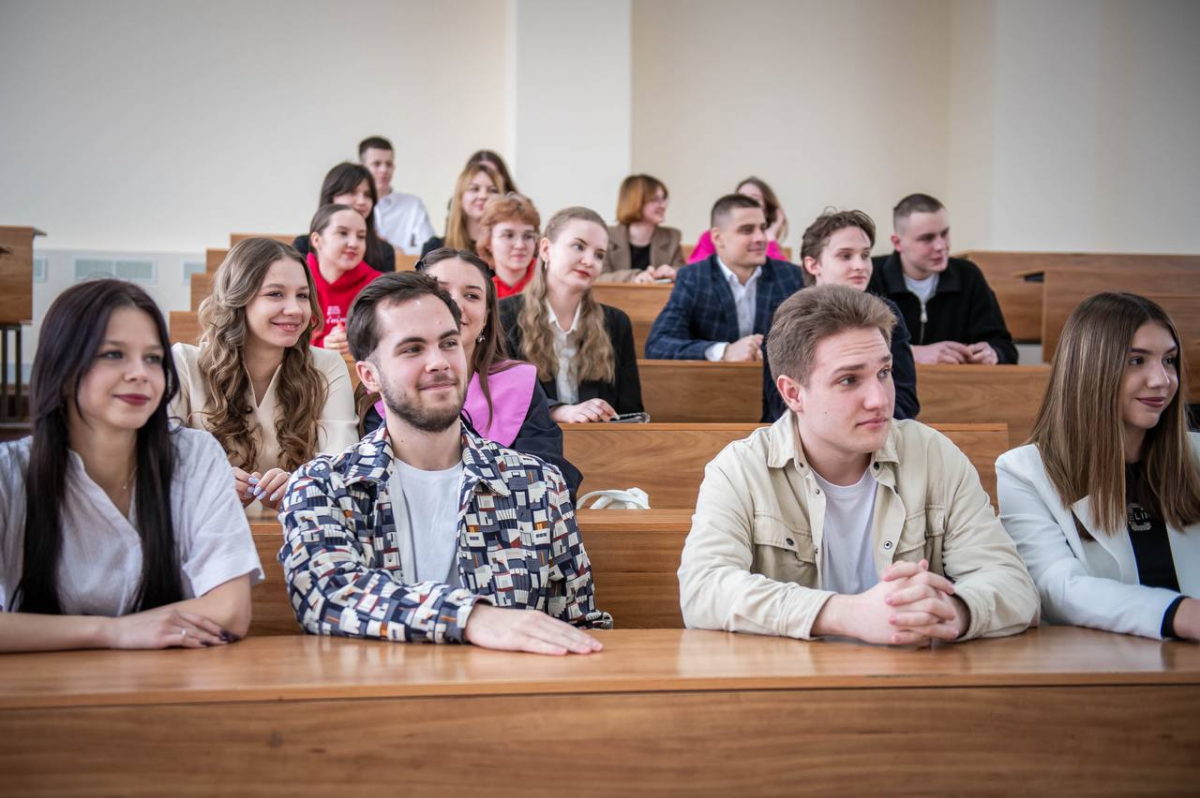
[873,462,881,470]
[786,538,795,547]
[883,540,894,550]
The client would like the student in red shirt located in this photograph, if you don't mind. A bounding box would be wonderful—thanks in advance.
[476,193,540,299]
[305,204,381,350]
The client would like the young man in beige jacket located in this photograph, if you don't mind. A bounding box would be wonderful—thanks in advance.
[678,285,1038,644]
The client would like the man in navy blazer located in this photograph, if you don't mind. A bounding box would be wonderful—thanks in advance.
[646,194,803,361]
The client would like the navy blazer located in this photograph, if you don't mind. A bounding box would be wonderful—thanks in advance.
[644,255,805,360]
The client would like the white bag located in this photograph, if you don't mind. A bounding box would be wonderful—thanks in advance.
[576,488,651,510]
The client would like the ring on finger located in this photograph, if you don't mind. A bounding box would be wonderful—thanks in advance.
[177,627,188,641]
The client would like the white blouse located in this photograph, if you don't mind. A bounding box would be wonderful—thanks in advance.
[0,428,264,615]
[171,343,359,471]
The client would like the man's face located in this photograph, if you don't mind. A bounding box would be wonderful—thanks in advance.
[788,327,895,460]
[360,297,467,433]
[712,206,768,270]
[893,208,950,279]
[362,147,395,195]
[804,226,873,291]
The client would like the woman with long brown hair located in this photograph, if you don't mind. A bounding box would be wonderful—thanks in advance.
[171,238,358,509]
[498,206,643,423]
[292,162,396,273]
[996,292,1200,640]
[420,161,504,257]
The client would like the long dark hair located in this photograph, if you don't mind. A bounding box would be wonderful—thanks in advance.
[15,279,183,613]
[318,162,390,269]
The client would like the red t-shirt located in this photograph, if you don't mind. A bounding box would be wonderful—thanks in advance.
[306,253,381,347]
[493,260,535,300]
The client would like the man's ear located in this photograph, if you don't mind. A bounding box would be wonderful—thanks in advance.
[356,358,382,395]
[890,233,901,251]
[776,373,804,415]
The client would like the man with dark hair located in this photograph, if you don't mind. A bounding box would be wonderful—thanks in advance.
[645,194,803,361]
[762,209,920,422]
[280,272,610,653]
[679,284,1038,646]
[358,135,435,255]
[868,193,1017,365]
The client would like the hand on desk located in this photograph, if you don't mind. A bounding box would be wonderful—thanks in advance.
[723,334,764,362]
[465,604,604,656]
[551,398,617,423]
[632,264,678,284]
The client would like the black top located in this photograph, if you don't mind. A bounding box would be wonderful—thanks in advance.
[762,295,920,423]
[362,382,583,499]
[292,234,395,274]
[629,244,651,272]
[498,294,644,415]
[1126,463,1180,592]
[867,252,1018,364]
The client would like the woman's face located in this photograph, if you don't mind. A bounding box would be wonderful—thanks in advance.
[539,219,608,294]
[244,258,314,349]
[312,210,366,273]
[640,187,668,226]
[491,220,538,283]
[737,182,765,208]
[1120,321,1179,437]
[462,171,500,221]
[425,257,489,358]
[332,180,374,218]
[72,306,166,435]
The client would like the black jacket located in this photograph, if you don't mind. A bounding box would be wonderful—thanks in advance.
[293,234,395,274]
[867,253,1017,364]
[762,296,920,423]
[499,294,644,415]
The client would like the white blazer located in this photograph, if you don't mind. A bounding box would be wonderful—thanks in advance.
[995,435,1200,639]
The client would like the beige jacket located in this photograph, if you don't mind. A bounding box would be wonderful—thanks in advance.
[678,413,1039,641]
[600,224,685,282]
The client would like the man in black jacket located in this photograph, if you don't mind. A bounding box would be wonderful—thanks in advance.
[867,194,1017,365]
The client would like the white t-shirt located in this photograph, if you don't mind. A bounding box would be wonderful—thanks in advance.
[374,191,435,255]
[389,458,464,586]
[903,273,939,307]
[813,468,879,596]
[0,428,264,615]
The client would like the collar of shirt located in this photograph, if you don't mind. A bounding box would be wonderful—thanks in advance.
[716,256,763,290]
[546,300,583,336]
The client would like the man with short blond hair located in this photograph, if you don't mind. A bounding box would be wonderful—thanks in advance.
[679,284,1038,645]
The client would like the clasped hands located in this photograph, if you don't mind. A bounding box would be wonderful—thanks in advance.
[820,558,970,646]
[233,467,291,510]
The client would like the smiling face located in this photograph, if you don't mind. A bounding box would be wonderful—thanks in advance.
[804,226,874,291]
[539,219,608,294]
[893,208,950,279]
[312,209,367,273]
[362,147,394,195]
[332,179,374,218]
[424,257,488,361]
[244,258,314,349]
[490,220,538,283]
[71,306,167,436]
[1120,321,1180,452]
[462,170,500,221]
[712,206,768,270]
[788,326,895,463]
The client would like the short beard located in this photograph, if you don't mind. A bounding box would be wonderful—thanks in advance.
[380,381,463,434]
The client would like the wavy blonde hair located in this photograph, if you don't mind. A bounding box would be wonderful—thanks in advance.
[197,238,328,472]
[516,207,615,385]
[445,162,502,252]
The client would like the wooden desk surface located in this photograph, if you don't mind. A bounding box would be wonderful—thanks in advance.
[1,627,1195,711]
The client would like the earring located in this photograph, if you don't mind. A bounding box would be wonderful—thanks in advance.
[476,334,486,343]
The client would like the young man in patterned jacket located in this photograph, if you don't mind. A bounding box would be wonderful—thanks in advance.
[279,272,611,654]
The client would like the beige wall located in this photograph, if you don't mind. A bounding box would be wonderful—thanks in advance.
[0,0,507,252]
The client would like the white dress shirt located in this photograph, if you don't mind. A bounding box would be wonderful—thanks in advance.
[704,257,763,361]
[374,191,435,255]
[547,301,583,405]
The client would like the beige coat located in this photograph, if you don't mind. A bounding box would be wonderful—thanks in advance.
[171,343,359,473]
[678,413,1039,641]
[600,224,685,282]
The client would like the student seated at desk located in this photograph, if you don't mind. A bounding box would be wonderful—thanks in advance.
[171,238,358,511]
[280,272,610,653]
[602,174,685,284]
[361,247,582,496]
[292,162,395,273]
[997,293,1200,640]
[688,176,789,264]
[763,209,919,422]
[645,193,803,363]
[476,193,540,299]
[0,280,262,652]
[678,285,1038,645]
[499,206,644,423]
[305,204,382,352]
[421,161,504,257]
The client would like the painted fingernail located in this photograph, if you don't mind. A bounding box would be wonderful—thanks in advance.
[253,488,266,499]
[270,491,281,501]
[243,489,255,498]
[219,630,239,643]
[248,476,259,485]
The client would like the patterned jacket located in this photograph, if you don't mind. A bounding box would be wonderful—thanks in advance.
[279,424,612,642]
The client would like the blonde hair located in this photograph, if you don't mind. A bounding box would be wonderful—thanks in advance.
[196,238,328,472]
[1030,292,1200,534]
[445,162,502,252]
[515,207,615,385]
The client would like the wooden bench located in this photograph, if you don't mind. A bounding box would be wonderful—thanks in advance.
[591,283,672,356]
[563,422,1008,509]
[3,628,1196,796]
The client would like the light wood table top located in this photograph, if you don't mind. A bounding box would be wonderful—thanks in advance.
[2,627,1196,710]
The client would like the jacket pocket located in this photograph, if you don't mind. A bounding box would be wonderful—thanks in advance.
[751,517,817,585]
[894,509,947,571]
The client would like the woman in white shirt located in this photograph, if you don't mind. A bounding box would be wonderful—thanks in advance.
[0,280,263,652]
[172,238,358,508]
[996,292,1200,640]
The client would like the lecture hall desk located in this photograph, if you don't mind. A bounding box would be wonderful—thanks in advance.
[0,628,1196,796]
